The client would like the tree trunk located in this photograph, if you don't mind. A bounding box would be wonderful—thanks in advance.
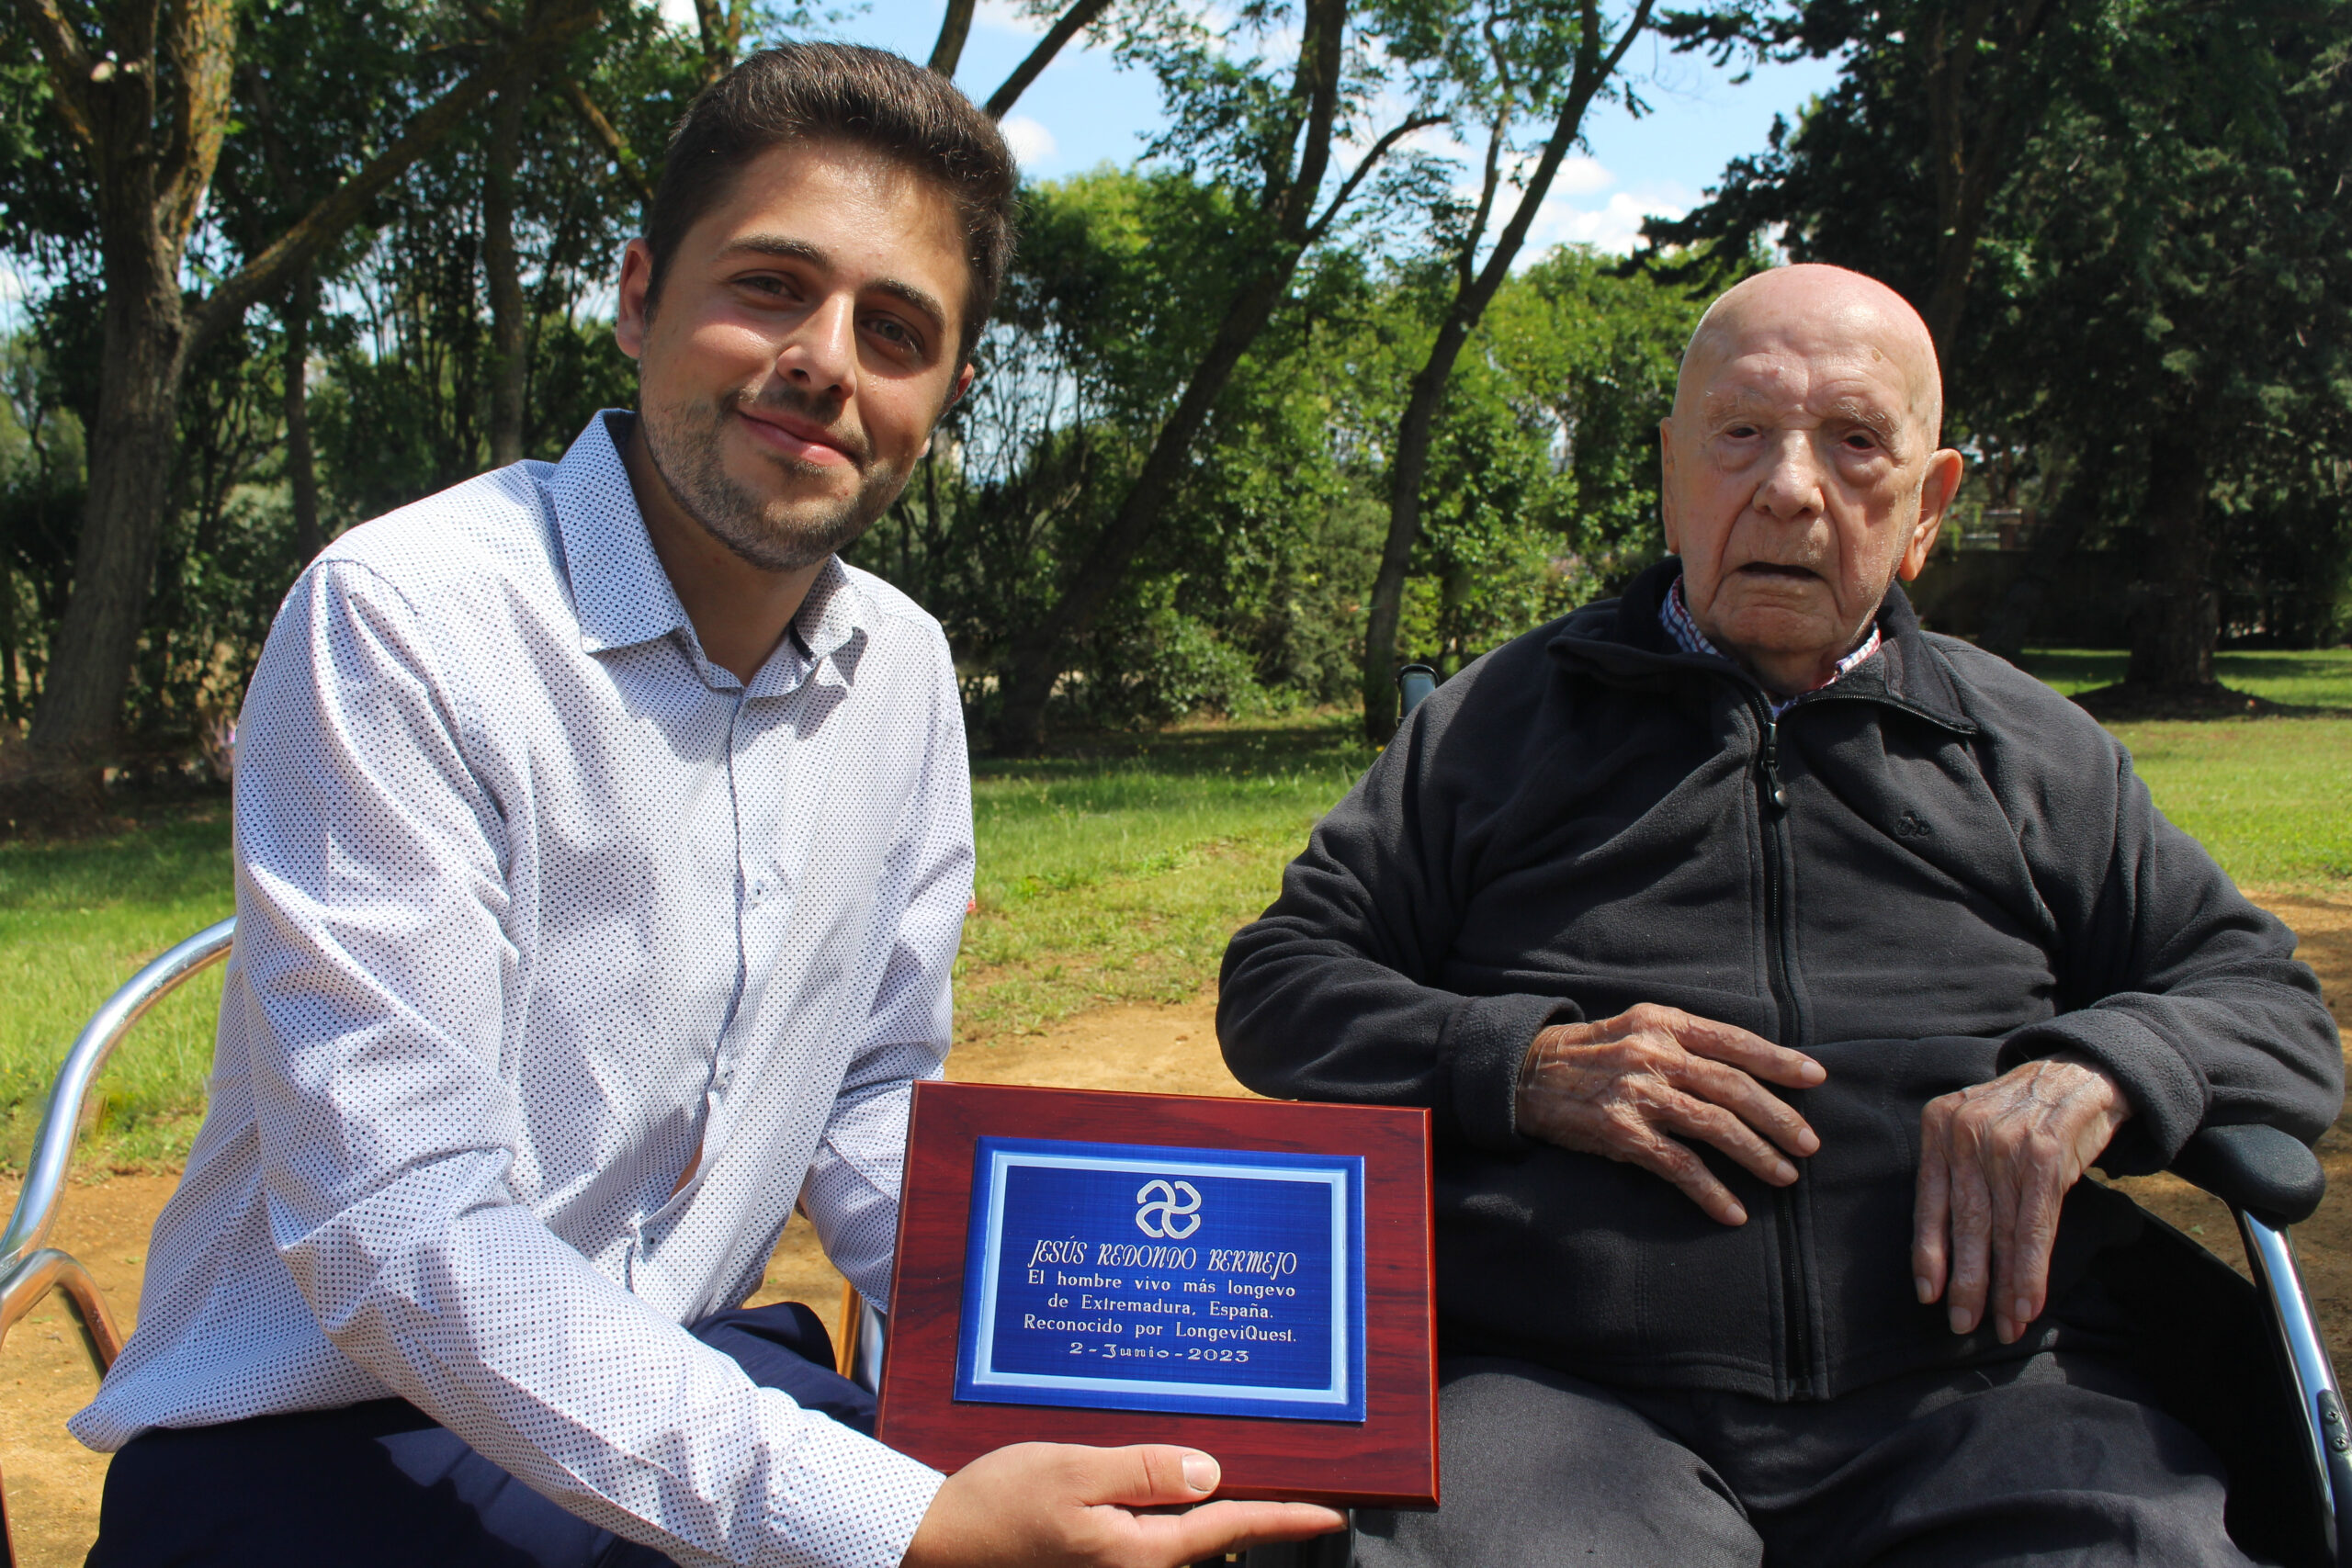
[23,220,190,799]
[988,0,1349,755]
[283,267,324,561]
[485,73,533,469]
[984,0,1114,118]
[992,261,1301,751]
[1360,0,1655,744]
[1361,344,1462,742]
[2127,421,2218,689]
[928,0,976,76]
[0,547,19,728]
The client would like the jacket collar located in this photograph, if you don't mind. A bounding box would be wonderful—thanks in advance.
[1548,557,1977,734]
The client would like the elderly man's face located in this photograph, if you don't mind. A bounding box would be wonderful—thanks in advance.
[1659,269,1963,695]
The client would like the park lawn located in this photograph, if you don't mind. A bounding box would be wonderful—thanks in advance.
[1,693,2343,1170]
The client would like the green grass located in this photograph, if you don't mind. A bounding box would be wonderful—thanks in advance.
[2108,718,2352,891]
[0,811,236,1169]
[2019,647,2352,708]
[956,713,1373,1043]
[4,672,2343,1173]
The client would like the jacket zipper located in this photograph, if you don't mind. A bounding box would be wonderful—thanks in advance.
[1750,697,1818,1399]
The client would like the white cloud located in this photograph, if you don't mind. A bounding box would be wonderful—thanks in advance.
[1000,114,1058,168]
[656,0,696,28]
[1529,190,1688,257]
[0,266,25,303]
[1553,154,1612,197]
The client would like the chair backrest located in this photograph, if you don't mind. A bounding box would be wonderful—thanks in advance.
[1396,663,1438,722]
[0,919,235,1276]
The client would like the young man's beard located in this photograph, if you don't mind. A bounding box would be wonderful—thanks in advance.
[639,385,910,572]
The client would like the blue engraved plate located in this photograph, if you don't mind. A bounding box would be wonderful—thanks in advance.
[954,1137,1368,1422]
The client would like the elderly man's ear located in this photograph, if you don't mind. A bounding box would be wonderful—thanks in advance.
[1898,447,1968,582]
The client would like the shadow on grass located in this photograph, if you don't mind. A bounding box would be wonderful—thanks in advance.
[0,807,233,912]
[975,709,1375,784]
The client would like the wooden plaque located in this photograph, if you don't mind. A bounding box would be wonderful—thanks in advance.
[876,1081,1438,1508]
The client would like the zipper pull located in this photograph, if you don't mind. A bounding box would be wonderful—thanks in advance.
[1761,716,1790,811]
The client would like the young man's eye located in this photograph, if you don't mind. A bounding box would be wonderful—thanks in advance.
[866,316,920,353]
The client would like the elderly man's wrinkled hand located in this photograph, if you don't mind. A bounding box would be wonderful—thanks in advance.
[1514,1004,1826,1225]
[1912,1055,2133,1345]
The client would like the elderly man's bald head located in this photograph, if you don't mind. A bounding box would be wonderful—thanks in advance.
[1657,263,1963,700]
[1676,265,1944,446]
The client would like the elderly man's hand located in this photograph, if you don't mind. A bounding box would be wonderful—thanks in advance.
[1912,1055,2133,1344]
[1515,1005,1826,1225]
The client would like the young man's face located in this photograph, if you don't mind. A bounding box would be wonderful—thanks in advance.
[615,139,974,572]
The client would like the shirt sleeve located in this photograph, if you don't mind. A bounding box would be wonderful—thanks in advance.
[801,628,974,1313]
[233,560,944,1568]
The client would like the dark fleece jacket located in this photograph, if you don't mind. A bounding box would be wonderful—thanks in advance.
[1218,560,2341,1403]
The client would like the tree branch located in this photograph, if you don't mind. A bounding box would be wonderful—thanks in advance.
[560,75,654,202]
[983,0,1114,118]
[191,0,604,359]
[158,0,237,251]
[1307,113,1445,244]
[1274,0,1349,238]
[11,0,100,151]
[929,0,976,75]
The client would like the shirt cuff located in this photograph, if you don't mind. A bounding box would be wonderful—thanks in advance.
[1442,993,1585,1154]
[759,1410,945,1568]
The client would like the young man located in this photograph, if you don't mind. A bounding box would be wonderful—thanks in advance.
[79,45,1340,1568]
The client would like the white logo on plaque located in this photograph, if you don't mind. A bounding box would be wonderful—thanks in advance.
[1134,1179,1202,1238]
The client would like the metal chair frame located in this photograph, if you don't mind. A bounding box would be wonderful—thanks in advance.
[0,916,236,1564]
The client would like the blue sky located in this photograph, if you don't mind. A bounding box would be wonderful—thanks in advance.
[793,1,1841,254]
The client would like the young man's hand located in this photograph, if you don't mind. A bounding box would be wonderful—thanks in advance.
[900,1442,1346,1568]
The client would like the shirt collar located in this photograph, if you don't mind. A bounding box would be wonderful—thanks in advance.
[1659,572,1883,716]
[544,410,868,685]
[547,411,694,656]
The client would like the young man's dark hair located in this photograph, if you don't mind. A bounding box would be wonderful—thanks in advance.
[646,42,1019,363]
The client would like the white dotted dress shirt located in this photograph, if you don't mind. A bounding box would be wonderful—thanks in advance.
[74,412,968,1568]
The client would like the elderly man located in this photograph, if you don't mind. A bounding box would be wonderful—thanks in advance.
[1219,264,2340,1565]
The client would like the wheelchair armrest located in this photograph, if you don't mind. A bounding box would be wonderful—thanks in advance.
[2167,1122,2325,1226]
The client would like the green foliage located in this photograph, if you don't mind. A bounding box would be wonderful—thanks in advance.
[1652,0,2352,656]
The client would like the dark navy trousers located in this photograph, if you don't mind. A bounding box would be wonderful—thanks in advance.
[90,1301,874,1568]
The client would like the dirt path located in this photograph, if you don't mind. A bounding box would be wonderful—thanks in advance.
[4,900,2345,1565]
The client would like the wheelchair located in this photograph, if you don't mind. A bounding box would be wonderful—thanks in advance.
[4,903,2346,1566]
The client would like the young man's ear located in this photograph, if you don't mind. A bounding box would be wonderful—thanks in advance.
[919,362,978,458]
[614,239,657,361]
